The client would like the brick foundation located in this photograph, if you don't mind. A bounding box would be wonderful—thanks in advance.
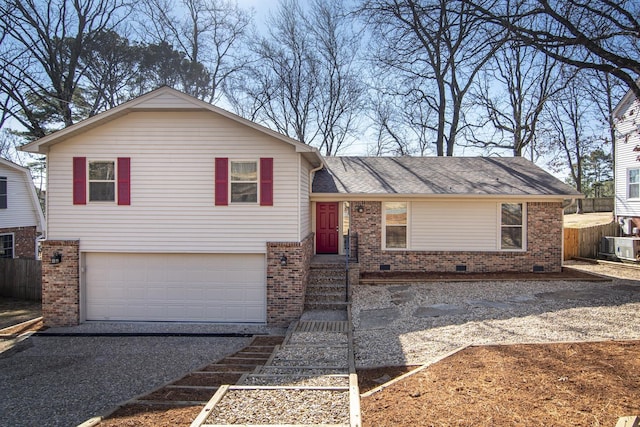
[0,226,38,259]
[41,240,80,327]
[350,201,563,274]
[266,233,314,326]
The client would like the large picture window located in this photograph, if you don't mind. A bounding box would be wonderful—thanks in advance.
[89,161,115,202]
[629,169,640,199]
[501,203,524,250]
[0,234,13,258]
[384,202,407,249]
[230,161,258,203]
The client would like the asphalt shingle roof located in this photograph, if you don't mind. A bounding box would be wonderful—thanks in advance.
[312,156,581,197]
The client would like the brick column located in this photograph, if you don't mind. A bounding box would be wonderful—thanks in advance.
[41,240,80,327]
[527,202,563,272]
[266,233,314,326]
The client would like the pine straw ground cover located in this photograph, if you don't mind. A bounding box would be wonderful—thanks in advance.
[358,340,640,427]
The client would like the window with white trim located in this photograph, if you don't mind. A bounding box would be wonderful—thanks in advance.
[384,202,407,249]
[628,168,640,199]
[230,161,258,203]
[0,234,13,258]
[88,161,115,202]
[500,203,524,250]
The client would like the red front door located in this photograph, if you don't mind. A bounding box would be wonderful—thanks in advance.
[316,202,339,254]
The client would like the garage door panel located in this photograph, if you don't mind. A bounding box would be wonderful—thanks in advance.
[85,253,266,322]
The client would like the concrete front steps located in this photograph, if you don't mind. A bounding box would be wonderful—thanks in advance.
[305,256,349,311]
[190,312,361,427]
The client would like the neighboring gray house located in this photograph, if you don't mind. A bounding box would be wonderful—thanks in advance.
[0,157,45,259]
[21,87,581,328]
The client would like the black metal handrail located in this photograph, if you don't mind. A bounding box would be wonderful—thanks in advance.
[345,231,358,303]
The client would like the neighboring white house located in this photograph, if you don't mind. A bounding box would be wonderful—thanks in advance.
[613,87,640,235]
[0,157,45,259]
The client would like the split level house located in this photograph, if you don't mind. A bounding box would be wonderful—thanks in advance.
[613,86,640,235]
[0,157,45,259]
[21,87,581,327]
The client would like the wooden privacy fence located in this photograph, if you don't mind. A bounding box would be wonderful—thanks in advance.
[563,197,614,214]
[564,221,619,261]
[0,258,42,301]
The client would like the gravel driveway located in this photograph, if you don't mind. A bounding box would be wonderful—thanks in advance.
[352,261,640,368]
[0,333,253,427]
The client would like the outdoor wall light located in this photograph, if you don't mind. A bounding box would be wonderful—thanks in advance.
[50,252,62,265]
[356,205,364,213]
[280,255,288,266]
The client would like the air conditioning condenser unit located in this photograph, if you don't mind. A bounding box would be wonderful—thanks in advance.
[614,237,640,262]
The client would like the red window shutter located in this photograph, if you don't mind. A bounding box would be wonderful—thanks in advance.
[260,157,273,206]
[117,157,131,205]
[72,157,86,205]
[215,158,228,206]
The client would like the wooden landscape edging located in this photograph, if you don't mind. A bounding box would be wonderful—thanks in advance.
[359,345,471,398]
[616,415,640,427]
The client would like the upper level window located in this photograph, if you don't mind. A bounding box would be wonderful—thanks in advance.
[384,202,407,249]
[629,169,640,199]
[0,234,13,258]
[501,203,524,250]
[230,161,258,203]
[89,161,115,202]
[0,177,6,209]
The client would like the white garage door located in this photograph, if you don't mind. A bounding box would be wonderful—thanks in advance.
[85,253,266,322]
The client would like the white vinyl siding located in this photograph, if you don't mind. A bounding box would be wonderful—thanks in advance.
[410,201,498,251]
[0,164,41,229]
[47,111,304,253]
[299,157,312,239]
[615,98,640,216]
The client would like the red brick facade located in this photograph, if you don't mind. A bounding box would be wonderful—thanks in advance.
[0,226,38,259]
[266,233,314,326]
[38,201,562,328]
[40,240,80,327]
[350,201,563,273]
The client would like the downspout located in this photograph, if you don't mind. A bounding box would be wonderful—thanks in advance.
[308,162,324,194]
[308,161,324,253]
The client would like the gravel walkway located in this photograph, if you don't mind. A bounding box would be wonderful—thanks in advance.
[0,333,252,427]
[352,261,640,368]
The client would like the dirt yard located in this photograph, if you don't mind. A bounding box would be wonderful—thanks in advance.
[359,340,640,426]
[564,212,614,228]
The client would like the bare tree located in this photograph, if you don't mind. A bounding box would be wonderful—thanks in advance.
[467,40,569,157]
[368,91,412,156]
[359,0,504,156]
[585,69,626,166]
[0,0,131,138]
[309,0,365,155]
[229,0,364,154]
[462,0,640,98]
[543,77,600,212]
[135,0,252,103]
